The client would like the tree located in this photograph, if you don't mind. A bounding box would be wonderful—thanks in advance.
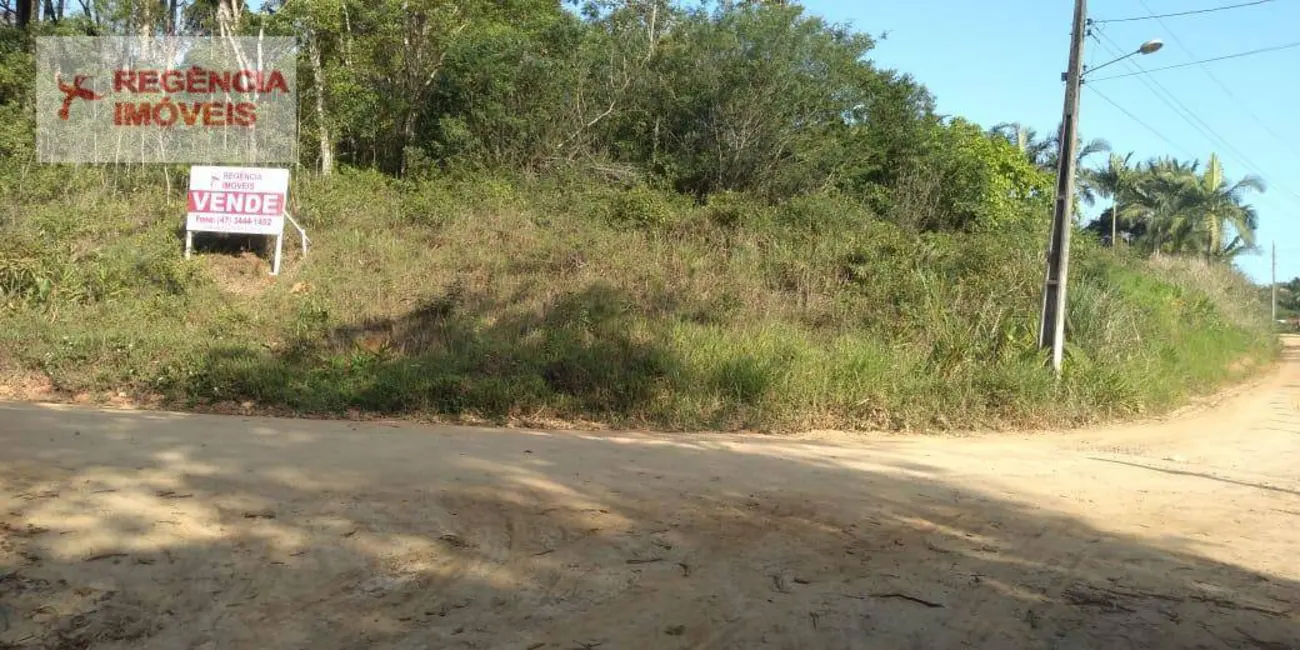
[904,118,1051,233]
[1118,153,1264,260]
[16,0,34,27]
[989,121,1109,178]
[42,0,66,23]
[0,0,1257,268]
[1188,153,1265,260]
[1042,131,1110,196]
[990,122,1053,169]
[1082,151,1134,245]
[268,0,353,176]
[1121,166,1198,255]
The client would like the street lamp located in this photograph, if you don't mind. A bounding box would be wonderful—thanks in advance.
[1083,38,1164,78]
[1038,0,1163,377]
[1139,39,1166,54]
[1083,39,1162,250]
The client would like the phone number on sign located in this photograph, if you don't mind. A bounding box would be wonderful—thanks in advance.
[192,215,276,227]
[231,216,274,227]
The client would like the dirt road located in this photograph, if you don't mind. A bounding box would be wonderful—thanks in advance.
[2,352,1299,649]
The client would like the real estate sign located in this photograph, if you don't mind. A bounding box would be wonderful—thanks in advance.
[186,166,289,236]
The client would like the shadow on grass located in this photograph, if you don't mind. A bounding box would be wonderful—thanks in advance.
[171,282,699,427]
[0,404,1296,649]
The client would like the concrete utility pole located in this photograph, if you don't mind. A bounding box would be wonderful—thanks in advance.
[1039,0,1088,375]
[1272,241,1277,323]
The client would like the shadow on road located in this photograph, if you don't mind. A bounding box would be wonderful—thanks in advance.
[1,405,1297,649]
[1088,456,1300,497]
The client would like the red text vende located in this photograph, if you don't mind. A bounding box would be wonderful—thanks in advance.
[187,191,284,215]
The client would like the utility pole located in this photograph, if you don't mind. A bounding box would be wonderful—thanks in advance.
[1272,241,1277,323]
[1039,0,1087,375]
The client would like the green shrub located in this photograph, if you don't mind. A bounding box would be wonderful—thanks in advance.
[774,191,870,234]
[605,184,689,229]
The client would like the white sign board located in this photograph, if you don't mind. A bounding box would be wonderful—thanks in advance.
[186,166,289,235]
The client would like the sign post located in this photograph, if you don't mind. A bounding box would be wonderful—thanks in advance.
[185,165,294,275]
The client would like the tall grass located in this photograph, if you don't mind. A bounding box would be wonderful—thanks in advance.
[0,169,1278,431]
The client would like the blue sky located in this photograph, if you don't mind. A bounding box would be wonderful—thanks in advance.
[800,0,1300,284]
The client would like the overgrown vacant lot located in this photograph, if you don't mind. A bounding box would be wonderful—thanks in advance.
[0,0,1280,430]
[0,169,1277,431]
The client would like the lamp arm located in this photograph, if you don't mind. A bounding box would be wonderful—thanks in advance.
[1082,50,1137,77]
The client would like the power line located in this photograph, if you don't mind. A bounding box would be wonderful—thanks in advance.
[1134,0,1300,162]
[1092,33,1238,159]
[1092,37,1291,204]
[1084,84,1194,159]
[1090,40,1300,81]
[1091,30,1300,206]
[1092,0,1276,24]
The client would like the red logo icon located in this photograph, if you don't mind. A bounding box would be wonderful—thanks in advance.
[56,73,104,120]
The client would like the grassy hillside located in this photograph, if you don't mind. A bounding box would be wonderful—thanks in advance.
[0,4,1280,432]
[0,167,1277,432]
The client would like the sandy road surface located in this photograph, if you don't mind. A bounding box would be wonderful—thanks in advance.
[2,353,1299,649]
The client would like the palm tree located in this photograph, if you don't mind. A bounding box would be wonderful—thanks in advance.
[1043,127,1111,211]
[989,121,1111,210]
[1121,153,1264,260]
[1124,166,1201,256]
[1083,152,1135,245]
[1188,153,1265,260]
[990,122,1054,169]
[1045,135,1111,175]
[1144,156,1200,177]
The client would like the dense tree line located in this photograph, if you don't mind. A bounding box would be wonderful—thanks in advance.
[0,0,1264,257]
[1081,153,1263,260]
[989,123,1264,261]
[1270,277,1300,323]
